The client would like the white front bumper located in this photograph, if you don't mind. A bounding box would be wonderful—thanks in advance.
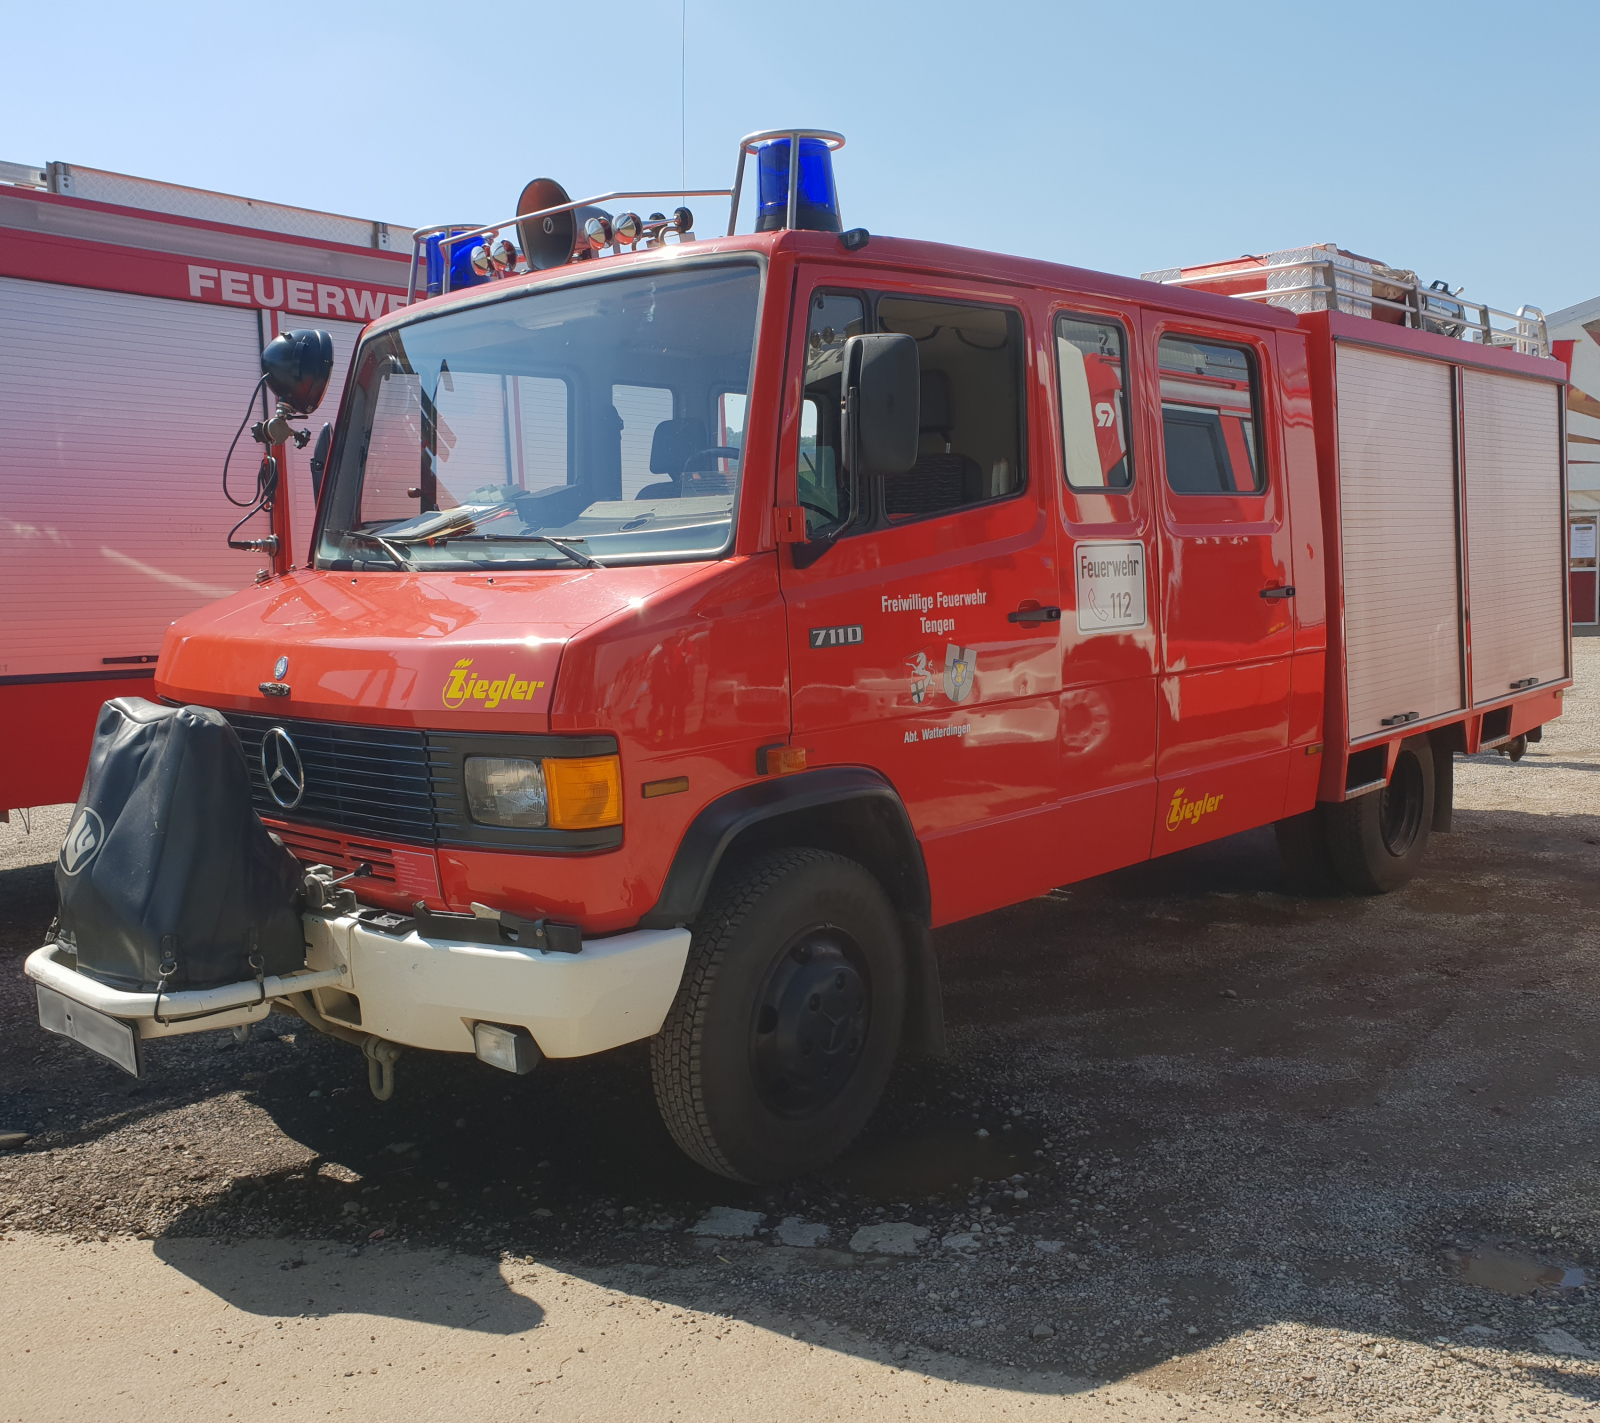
[26,912,691,1060]
[301,912,690,1057]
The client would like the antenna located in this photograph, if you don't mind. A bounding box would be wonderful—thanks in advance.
[680,0,687,203]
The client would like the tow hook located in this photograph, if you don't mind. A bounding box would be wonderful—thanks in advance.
[362,1036,401,1101]
[301,863,372,914]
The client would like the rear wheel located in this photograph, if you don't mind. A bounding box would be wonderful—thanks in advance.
[650,847,905,1183]
[1323,735,1436,894]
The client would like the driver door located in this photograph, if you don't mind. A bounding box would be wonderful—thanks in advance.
[777,273,1065,925]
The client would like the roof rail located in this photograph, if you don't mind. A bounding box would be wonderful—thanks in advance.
[1142,249,1549,359]
[406,187,733,304]
[407,126,847,304]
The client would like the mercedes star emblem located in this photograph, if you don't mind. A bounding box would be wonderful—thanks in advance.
[261,726,305,809]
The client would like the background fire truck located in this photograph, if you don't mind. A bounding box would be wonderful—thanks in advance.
[0,160,413,819]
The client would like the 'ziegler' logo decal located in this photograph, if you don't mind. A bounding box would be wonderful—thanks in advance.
[442,659,547,710]
[1166,787,1224,832]
[809,625,864,649]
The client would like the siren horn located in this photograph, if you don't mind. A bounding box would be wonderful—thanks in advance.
[516,179,578,271]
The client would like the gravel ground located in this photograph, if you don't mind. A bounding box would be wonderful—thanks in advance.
[3,650,1599,1421]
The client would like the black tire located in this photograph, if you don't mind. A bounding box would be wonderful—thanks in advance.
[650,847,905,1183]
[1323,735,1435,894]
[1273,807,1341,895]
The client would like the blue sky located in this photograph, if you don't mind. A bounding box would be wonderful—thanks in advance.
[5,0,1595,313]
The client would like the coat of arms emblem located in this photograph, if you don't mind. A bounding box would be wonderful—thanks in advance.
[942,644,977,704]
[906,650,933,704]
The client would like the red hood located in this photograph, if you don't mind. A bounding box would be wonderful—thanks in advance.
[156,563,703,732]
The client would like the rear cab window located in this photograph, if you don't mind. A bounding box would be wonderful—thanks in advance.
[1158,336,1264,494]
[1057,313,1133,492]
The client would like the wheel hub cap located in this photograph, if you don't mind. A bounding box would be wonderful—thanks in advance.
[753,931,869,1117]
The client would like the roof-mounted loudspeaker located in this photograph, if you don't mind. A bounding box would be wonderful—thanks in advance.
[517,179,577,270]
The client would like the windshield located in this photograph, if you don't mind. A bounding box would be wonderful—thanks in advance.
[316,262,762,570]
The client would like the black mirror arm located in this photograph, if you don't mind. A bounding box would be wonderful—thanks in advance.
[842,380,864,521]
[308,423,333,502]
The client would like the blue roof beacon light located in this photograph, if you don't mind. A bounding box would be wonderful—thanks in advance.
[756,137,840,232]
[424,227,491,297]
[727,129,844,235]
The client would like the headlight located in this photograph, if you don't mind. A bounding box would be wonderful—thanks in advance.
[463,753,624,831]
[465,756,548,828]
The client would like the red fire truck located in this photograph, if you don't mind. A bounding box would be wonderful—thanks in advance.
[26,130,1569,1184]
[0,159,412,818]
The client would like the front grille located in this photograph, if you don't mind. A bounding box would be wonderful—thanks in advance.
[226,713,434,845]
[264,821,402,885]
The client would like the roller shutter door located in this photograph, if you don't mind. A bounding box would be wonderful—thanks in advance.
[1335,345,1463,739]
[0,278,262,679]
[280,317,363,563]
[1463,370,1567,703]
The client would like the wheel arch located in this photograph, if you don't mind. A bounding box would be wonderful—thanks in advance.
[638,767,945,1056]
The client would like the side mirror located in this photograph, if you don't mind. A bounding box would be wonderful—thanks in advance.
[308,423,332,501]
[844,333,919,473]
[262,329,335,415]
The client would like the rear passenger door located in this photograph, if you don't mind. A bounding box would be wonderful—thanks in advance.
[779,275,1064,924]
[1141,313,1294,852]
[1051,308,1160,878]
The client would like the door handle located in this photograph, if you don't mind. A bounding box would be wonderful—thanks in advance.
[1260,585,1296,600]
[1007,605,1062,624]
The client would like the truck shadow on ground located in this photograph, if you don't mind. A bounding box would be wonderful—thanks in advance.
[148,1234,546,1335]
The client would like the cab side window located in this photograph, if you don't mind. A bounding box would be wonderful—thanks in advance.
[875,296,1024,519]
[1158,336,1264,494]
[799,291,865,536]
[1057,314,1132,489]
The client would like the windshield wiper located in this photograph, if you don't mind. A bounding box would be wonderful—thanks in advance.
[344,530,413,569]
[442,534,603,570]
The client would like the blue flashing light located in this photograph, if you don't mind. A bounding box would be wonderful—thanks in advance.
[755,137,841,233]
[425,229,489,296]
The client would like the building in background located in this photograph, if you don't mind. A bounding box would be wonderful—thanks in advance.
[1549,296,1600,629]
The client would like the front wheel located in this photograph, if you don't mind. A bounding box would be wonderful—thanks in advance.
[650,847,905,1182]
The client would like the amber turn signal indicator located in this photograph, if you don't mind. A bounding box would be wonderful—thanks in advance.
[642,776,690,799]
[544,755,623,829]
[757,745,808,776]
